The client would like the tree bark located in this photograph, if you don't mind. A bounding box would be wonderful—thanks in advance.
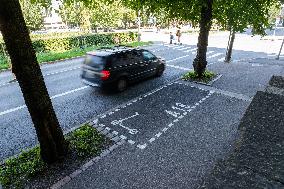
[0,0,68,164]
[193,0,213,77]
[225,29,235,63]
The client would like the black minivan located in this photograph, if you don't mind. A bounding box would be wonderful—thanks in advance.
[81,46,165,91]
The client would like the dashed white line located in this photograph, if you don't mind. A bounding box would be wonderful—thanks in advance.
[162,127,168,132]
[173,119,179,123]
[167,55,191,63]
[155,132,162,138]
[128,140,135,145]
[0,105,26,116]
[167,64,192,71]
[137,144,147,149]
[217,57,225,62]
[149,138,156,143]
[208,53,223,59]
[50,86,88,99]
[184,48,197,53]
[120,135,127,140]
[177,47,192,51]
[172,45,185,49]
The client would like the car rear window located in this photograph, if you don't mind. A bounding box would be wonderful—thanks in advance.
[84,55,106,66]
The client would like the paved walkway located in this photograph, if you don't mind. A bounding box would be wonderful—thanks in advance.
[202,76,284,189]
[59,58,284,189]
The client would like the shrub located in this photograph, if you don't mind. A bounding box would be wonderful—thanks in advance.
[67,124,105,158]
[182,70,216,83]
[0,147,46,188]
[0,32,138,55]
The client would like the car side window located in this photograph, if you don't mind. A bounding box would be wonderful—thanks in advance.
[132,50,143,62]
[142,51,156,61]
[114,52,128,66]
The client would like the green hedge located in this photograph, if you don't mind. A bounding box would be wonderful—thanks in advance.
[0,32,137,55]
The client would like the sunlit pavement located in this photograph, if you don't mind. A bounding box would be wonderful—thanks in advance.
[0,33,284,165]
[61,47,284,189]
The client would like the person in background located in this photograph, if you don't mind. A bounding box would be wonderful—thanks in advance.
[176,26,182,45]
[170,32,174,44]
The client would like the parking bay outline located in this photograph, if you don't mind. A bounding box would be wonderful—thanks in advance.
[95,82,213,149]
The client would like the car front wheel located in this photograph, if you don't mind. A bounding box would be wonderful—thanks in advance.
[156,64,165,77]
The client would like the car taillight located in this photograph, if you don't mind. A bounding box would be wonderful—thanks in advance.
[101,70,110,80]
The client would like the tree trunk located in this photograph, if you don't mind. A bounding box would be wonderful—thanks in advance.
[0,0,68,164]
[225,29,235,63]
[193,0,213,77]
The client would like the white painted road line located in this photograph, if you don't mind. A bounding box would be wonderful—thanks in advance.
[0,86,89,117]
[0,66,81,88]
[0,105,26,116]
[167,55,191,63]
[167,64,192,71]
[218,57,225,62]
[177,47,192,51]
[208,53,223,59]
[184,48,197,53]
[50,86,88,99]
[44,66,81,77]
[172,45,185,49]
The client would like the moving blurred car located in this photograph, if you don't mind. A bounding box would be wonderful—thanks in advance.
[81,46,165,92]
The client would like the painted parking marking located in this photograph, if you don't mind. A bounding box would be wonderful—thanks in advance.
[111,112,139,135]
[94,82,212,150]
[149,138,156,143]
[137,144,147,149]
[128,140,136,145]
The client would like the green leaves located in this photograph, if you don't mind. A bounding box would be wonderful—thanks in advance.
[67,124,104,158]
[20,0,45,31]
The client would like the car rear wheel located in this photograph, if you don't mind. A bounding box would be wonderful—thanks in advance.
[116,77,128,92]
[156,64,165,77]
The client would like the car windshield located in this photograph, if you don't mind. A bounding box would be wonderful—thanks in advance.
[84,55,106,66]
[142,51,156,61]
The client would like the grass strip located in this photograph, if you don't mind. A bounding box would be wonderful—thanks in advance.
[0,41,153,71]
[0,124,105,188]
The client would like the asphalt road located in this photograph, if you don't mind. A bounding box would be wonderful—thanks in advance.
[0,33,283,161]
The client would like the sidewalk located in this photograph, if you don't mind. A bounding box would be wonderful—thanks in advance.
[56,58,283,189]
[201,76,284,188]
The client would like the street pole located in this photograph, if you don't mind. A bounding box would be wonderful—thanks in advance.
[276,38,284,60]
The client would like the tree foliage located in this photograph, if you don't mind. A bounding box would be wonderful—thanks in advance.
[59,0,137,31]
[19,0,45,31]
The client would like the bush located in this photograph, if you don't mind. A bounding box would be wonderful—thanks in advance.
[0,32,138,55]
[182,70,216,83]
[0,124,106,188]
[0,147,46,188]
[67,124,105,158]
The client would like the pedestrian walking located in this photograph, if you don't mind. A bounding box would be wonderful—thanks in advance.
[170,32,174,44]
[176,26,182,45]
